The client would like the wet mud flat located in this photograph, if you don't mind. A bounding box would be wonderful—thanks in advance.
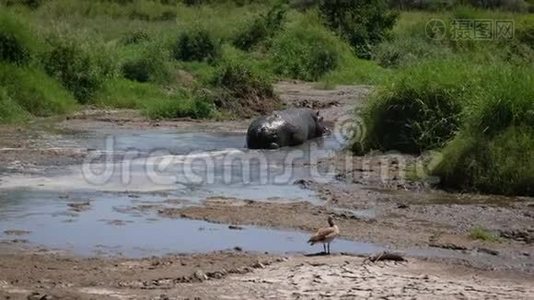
[1,82,534,299]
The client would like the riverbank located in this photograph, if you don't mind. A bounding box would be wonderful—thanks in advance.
[0,82,533,299]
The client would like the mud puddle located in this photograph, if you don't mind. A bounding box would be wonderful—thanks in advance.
[0,189,382,257]
[0,128,355,256]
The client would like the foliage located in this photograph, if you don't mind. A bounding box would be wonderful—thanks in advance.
[318,0,398,59]
[232,3,287,51]
[172,29,221,63]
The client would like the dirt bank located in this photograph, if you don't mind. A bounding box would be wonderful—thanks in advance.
[1,247,532,299]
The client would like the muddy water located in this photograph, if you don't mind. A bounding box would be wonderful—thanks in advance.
[0,128,352,256]
[0,189,382,257]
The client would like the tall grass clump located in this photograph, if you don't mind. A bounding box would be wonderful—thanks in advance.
[354,59,478,154]
[232,3,287,51]
[0,87,29,123]
[172,29,221,63]
[0,63,77,117]
[318,0,398,59]
[122,44,171,83]
[431,64,534,196]
[0,11,37,65]
[211,58,279,117]
[43,38,115,103]
[142,88,214,120]
[270,14,340,81]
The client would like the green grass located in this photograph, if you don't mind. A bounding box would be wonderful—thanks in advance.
[0,63,77,119]
[469,226,500,242]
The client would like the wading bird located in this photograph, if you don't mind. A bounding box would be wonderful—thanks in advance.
[308,216,339,254]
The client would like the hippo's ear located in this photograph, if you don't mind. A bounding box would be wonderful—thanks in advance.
[316,110,320,116]
[318,116,324,122]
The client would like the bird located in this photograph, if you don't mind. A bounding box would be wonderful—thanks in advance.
[307,216,339,254]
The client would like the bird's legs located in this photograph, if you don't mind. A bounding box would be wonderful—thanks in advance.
[323,243,327,254]
[327,243,330,254]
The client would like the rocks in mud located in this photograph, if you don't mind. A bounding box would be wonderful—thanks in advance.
[228,225,244,230]
[293,179,314,189]
[499,229,534,244]
[27,292,54,300]
[476,247,500,256]
[365,252,407,263]
[193,270,208,282]
[67,201,91,212]
[429,243,468,251]
[3,229,31,236]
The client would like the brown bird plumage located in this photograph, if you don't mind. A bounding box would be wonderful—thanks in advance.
[308,216,339,254]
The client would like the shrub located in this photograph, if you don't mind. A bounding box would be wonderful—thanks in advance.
[93,78,168,109]
[0,11,36,65]
[354,59,476,154]
[431,64,534,196]
[121,45,170,83]
[232,3,287,51]
[143,89,215,119]
[469,226,500,242]
[1,0,45,9]
[318,0,398,59]
[0,87,29,123]
[270,18,340,81]
[433,127,534,196]
[172,29,221,63]
[121,30,151,45]
[373,37,453,68]
[0,63,77,117]
[211,60,279,117]
[43,39,110,103]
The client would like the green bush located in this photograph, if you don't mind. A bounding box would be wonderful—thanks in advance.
[0,63,77,117]
[232,3,287,51]
[1,0,45,9]
[93,78,168,109]
[143,89,215,119]
[121,30,151,45]
[433,127,534,196]
[121,45,170,83]
[172,29,221,63]
[429,64,534,196]
[0,12,36,65]
[43,39,109,103]
[318,0,398,59]
[354,59,476,154]
[0,87,29,123]
[373,37,453,68]
[270,18,340,81]
[211,59,279,116]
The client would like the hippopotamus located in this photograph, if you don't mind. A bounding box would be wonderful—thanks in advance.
[246,108,328,149]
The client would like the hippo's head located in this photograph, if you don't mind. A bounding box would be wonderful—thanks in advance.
[313,111,328,136]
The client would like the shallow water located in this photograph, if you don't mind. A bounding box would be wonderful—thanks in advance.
[0,189,381,257]
[0,128,351,256]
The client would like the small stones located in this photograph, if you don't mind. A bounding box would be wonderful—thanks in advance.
[476,247,499,256]
[193,270,208,282]
[252,262,265,269]
[228,225,244,230]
